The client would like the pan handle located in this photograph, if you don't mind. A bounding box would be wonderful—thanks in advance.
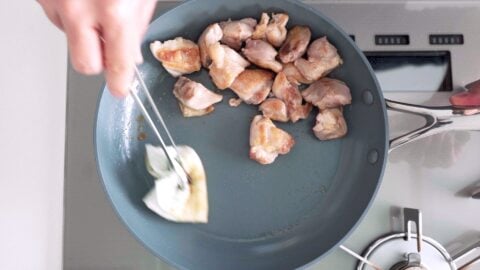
[452,239,480,270]
[385,99,480,152]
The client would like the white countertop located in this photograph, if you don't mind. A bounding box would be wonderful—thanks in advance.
[0,1,66,270]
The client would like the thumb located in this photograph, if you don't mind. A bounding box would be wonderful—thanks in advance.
[450,79,480,106]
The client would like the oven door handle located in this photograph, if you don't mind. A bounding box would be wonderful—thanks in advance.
[386,99,480,152]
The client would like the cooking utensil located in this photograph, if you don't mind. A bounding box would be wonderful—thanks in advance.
[94,0,480,269]
[100,35,189,189]
[340,245,383,270]
[130,66,189,189]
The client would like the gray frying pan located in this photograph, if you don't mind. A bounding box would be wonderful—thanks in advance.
[94,0,480,269]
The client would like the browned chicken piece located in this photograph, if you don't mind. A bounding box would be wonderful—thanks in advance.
[291,102,313,123]
[313,108,348,140]
[150,37,201,77]
[173,76,223,110]
[282,63,313,85]
[198,23,223,68]
[252,13,289,47]
[249,115,295,165]
[295,57,342,82]
[178,103,214,117]
[230,69,274,105]
[266,13,289,47]
[272,72,312,122]
[251,13,269,40]
[295,37,343,81]
[302,78,352,110]
[173,77,223,117]
[259,98,289,122]
[242,39,283,73]
[208,42,250,89]
[228,98,243,107]
[219,18,257,50]
[307,37,340,60]
[279,26,311,63]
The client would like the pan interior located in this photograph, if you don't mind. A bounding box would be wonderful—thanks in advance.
[123,68,344,241]
[95,0,387,269]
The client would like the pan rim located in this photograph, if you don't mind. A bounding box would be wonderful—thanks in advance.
[93,0,389,269]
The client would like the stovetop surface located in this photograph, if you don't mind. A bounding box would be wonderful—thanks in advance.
[63,2,480,269]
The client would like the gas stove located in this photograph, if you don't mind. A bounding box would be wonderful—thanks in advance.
[63,1,480,269]
[355,208,479,270]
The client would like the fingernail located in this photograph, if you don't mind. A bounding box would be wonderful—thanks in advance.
[108,86,129,98]
[107,76,132,99]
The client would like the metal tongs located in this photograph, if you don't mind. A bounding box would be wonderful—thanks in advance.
[129,66,190,190]
[97,36,190,190]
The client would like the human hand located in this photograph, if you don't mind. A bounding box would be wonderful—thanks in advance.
[37,0,156,97]
[450,80,480,106]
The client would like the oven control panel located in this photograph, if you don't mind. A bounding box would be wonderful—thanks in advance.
[307,0,480,92]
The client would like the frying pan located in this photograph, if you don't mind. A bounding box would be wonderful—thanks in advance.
[94,0,480,269]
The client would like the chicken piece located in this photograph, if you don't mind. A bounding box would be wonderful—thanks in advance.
[198,23,223,68]
[208,42,250,89]
[272,72,312,122]
[291,102,312,123]
[178,103,215,118]
[249,115,295,165]
[173,77,222,117]
[252,13,289,48]
[295,37,343,81]
[230,69,274,105]
[228,98,243,107]
[259,98,289,122]
[307,37,341,61]
[313,108,348,140]
[279,26,311,63]
[173,77,223,110]
[219,18,257,50]
[150,37,201,77]
[242,39,283,73]
[282,63,313,85]
[295,57,342,82]
[302,78,352,110]
[266,13,289,47]
[251,13,269,40]
[240,18,257,28]
[272,72,297,100]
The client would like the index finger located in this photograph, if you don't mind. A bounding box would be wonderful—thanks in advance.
[102,18,136,97]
